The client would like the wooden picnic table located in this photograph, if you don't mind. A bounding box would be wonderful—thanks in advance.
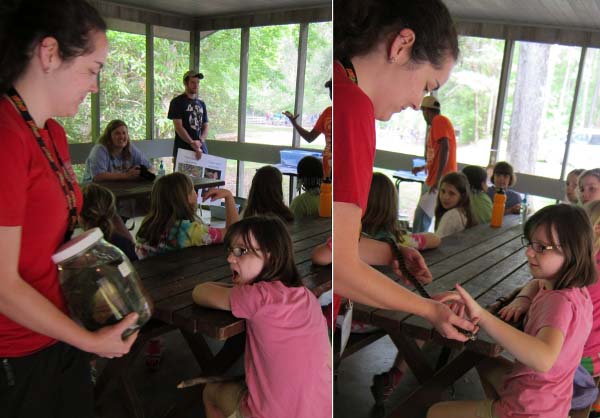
[351,215,529,416]
[95,216,331,418]
[100,177,225,202]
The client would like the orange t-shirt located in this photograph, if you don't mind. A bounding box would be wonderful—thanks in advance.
[425,114,457,187]
[314,106,332,177]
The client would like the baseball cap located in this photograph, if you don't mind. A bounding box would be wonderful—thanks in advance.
[421,95,441,110]
[183,70,204,82]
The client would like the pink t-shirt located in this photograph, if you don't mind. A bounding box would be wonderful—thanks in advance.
[582,252,600,360]
[495,287,593,418]
[230,281,332,418]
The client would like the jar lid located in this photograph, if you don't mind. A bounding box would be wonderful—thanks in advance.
[51,227,104,264]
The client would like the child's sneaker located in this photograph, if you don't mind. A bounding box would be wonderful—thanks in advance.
[371,367,404,405]
[145,338,163,371]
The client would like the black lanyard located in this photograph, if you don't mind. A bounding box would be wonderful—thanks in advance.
[7,87,78,240]
[339,57,358,85]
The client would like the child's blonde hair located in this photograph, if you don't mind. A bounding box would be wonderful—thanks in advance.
[137,172,196,246]
[584,200,600,251]
[362,172,406,244]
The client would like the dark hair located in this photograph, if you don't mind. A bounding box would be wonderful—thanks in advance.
[0,0,107,94]
[434,172,476,230]
[491,161,517,187]
[98,120,132,161]
[224,215,301,287]
[362,172,406,244]
[137,172,196,246]
[80,183,116,238]
[297,156,323,191]
[244,166,294,223]
[334,0,459,69]
[524,204,597,289]
[462,165,487,192]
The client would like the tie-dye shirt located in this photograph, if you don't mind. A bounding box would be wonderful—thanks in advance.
[135,220,223,259]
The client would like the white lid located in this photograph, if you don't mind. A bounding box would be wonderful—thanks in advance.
[51,227,104,264]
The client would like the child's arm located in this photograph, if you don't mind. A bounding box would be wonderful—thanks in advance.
[409,232,441,250]
[311,241,332,265]
[202,188,240,235]
[497,279,544,322]
[456,284,564,373]
[192,282,232,311]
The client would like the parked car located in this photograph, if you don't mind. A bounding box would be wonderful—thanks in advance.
[572,128,600,145]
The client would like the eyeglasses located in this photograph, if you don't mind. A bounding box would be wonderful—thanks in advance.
[227,247,260,257]
[520,236,560,254]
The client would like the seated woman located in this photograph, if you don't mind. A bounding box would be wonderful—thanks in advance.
[486,161,522,214]
[243,166,294,222]
[290,156,322,218]
[82,119,151,183]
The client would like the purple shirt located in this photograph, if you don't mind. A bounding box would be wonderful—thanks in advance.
[230,281,332,418]
[496,287,593,418]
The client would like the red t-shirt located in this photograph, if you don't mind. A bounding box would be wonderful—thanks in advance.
[425,114,457,187]
[332,61,375,214]
[0,98,83,357]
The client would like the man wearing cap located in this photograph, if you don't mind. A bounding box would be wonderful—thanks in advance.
[168,70,209,160]
[411,95,457,232]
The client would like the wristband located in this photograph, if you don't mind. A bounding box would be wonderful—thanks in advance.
[515,295,532,302]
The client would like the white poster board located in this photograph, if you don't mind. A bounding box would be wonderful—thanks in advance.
[175,149,227,205]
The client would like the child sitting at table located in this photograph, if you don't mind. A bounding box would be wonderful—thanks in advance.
[434,172,476,238]
[486,161,522,214]
[290,156,322,218]
[579,168,600,205]
[428,204,596,418]
[80,183,138,261]
[363,172,440,249]
[565,168,585,204]
[243,165,294,222]
[462,165,493,225]
[135,172,238,259]
[192,215,332,418]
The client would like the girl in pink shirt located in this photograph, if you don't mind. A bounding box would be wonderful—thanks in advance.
[193,215,332,418]
[428,204,597,418]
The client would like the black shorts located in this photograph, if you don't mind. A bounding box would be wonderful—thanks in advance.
[0,341,93,418]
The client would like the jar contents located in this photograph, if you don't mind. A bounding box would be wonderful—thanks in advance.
[54,228,153,338]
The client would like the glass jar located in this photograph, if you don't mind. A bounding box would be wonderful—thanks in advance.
[52,228,153,337]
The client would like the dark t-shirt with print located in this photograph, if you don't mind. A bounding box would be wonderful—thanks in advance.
[167,93,209,158]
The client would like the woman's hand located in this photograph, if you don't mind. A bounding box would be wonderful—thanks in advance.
[126,166,141,178]
[282,111,298,122]
[86,312,139,358]
[498,296,531,322]
[426,299,477,342]
[203,188,233,202]
[432,291,465,317]
[392,246,432,285]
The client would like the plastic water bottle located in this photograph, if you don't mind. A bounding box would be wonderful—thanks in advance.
[158,160,166,177]
[520,194,528,224]
[319,178,332,217]
[490,188,506,228]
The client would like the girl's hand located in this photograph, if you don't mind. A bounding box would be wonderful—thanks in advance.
[87,312,139,358]
[454,283,483,321]
[203,188,233,202]
[498,297,531,322]
[393,246,432,285]
[507,203,521,214]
